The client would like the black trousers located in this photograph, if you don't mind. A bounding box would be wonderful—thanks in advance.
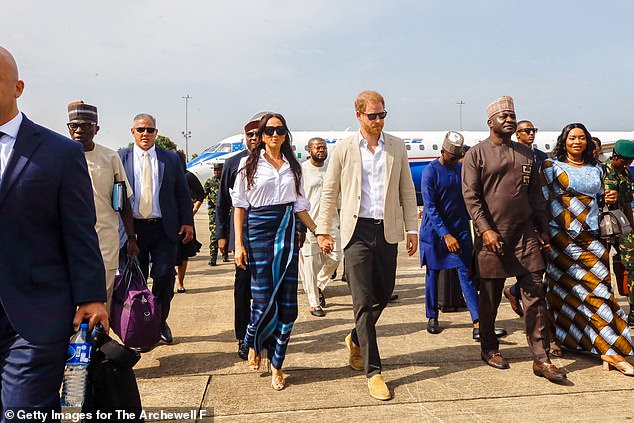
[234,265,252,341]
[346,219,398,377]
[134,219,178,326]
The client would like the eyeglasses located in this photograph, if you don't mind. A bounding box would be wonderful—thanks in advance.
[262,126,288,136]
[67,122,96,131]
[361,111,388,121]
[134,127,157,134]
[517,128,538,134]
[246,131,257,138]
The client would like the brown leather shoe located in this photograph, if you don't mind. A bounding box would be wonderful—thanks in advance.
[345,334,364,371]
[368,374,392,401]
[481,351,510,369]
[533,360,566,382]
[503,287,524,317]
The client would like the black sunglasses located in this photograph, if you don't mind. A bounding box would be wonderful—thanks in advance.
[246,131,257,138]
[262,126,288,136]
[361,111,388,121]
[134,127,157,134]
[518,128,538,134]
[67,122,96,131]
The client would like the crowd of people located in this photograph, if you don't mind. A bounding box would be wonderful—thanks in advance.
[2,42,634,416]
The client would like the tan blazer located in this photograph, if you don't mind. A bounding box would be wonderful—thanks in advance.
[316,132,418,248]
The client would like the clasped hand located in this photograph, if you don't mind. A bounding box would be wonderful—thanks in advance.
[317,234,335,255]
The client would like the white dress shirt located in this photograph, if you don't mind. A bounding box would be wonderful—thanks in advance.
[231,149,310,213]
[132,144,161,218]
[358,131,386,220]
[0,112,22,179]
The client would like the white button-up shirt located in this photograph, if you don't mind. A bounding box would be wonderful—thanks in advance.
[0,112,22,179]
[358,131,386,220]
[231,149,310,212]
[132,144,161,218]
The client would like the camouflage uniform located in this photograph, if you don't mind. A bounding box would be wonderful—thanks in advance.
[204,176,220,264]
[604,159,634,301]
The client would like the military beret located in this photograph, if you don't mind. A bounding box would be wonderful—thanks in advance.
[614,139,634,160]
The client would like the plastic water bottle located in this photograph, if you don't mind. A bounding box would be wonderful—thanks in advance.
[60,323,92,407]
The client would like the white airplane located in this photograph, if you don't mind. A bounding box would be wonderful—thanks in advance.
[187,130,634,205]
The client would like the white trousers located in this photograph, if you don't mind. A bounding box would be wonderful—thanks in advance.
[300,244,341,308]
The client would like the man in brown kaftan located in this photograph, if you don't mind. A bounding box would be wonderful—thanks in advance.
[461,96,565,382]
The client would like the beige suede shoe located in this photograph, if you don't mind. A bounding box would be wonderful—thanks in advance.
[368,374,391,401]
[345,334,364,371]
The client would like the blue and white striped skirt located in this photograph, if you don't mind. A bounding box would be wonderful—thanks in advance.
[243,203,299,369]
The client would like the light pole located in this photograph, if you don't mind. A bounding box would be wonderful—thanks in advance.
[182,94,192,161]
[456,100,465,131]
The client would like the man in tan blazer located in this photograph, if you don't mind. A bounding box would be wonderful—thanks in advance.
[317,90,418,401]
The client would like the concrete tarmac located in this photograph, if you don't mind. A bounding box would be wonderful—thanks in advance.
[133,213,634,422]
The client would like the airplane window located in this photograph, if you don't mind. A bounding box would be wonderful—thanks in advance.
[406,144,411,150]
[545,143,551,150]
[419,145,425,150]
[304,145,309,151]
[292,145,296,151]
[433,144,438,150]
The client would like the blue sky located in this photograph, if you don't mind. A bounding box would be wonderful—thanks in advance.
[5,0,633,154]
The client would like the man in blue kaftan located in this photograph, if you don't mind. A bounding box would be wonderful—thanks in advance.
[419,131,479,335]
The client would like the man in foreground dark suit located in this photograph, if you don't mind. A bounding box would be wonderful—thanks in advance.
[0,46,108,417]
[119,114,193,345]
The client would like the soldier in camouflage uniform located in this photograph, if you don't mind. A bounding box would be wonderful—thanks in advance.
[604,139,634,326]
[204,164,223,266]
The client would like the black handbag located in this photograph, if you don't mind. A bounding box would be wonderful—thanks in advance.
[599,206,632,239]
[82,327,144,422]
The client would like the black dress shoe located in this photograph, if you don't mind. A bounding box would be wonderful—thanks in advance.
[310,306,326,317]
[208,258,217,266]
[389,294,399,302]
[223,256,231,262]
[160,323,173,344]
[481,351,510,369]
[494,328,508,338]
[318,288,326,308]
[237,340,249,360]
[132,345,153,353]
[427,318,441,334]
[473,327,507,341]
[331,271,337,280]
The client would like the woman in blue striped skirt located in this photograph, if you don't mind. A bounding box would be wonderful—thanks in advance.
[232,112,317,391]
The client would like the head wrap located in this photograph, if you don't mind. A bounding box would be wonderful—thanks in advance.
[442,131,465,156]
[614,139,634,160]
[244,111,272,133]
[68,101,98,123]
[486,96,515,120]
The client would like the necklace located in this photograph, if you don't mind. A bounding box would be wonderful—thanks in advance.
[566,155,585,165]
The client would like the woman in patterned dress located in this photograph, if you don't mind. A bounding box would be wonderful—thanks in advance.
[542,123,634,375]
[232,113,317,390]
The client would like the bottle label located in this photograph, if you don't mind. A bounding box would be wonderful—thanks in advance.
[67,342,92,365]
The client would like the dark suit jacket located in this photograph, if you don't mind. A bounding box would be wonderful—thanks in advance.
[118,146,194,241]
[0,114,106,344]
[215,150,248,240]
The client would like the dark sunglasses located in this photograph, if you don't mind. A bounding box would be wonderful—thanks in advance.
[262,126,288,137]
[67,122,96,131]
[517,128,538,134]
[361,111,388,121]
[134,127,157,134]
[246,131,257,138]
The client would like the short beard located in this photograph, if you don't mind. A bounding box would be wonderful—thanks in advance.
[311,155,327,163]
